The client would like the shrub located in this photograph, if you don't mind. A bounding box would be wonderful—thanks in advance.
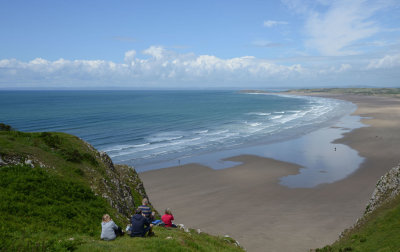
[0,123,12,131]
[39,132,62,148]
[61,149,83,163]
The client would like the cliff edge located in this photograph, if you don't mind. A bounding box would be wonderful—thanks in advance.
[0,124,243,251]
[316,163,400,251]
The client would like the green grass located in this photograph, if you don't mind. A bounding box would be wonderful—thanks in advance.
[0,125,244,251]
[0,130,100,181]
[0,127,150,218]
[0,165,242,251]
[0,164,114,251]
[77,227,243,252]
[316,194,400,252]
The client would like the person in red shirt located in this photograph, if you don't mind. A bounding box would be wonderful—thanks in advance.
[161,208,177,228]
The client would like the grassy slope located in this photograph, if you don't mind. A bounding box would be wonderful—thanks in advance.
[78,227,243,252]
[0,164,113,251]
[317,194,400,252]
[0,127,244,251]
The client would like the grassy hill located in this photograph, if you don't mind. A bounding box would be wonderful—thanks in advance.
[316,195,400,252]
[0,124,244,251]
[316,164,400,252]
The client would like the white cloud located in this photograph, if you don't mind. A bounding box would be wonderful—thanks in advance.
[1,46,399,88]
[263,20,288,27]
[283,0,394,56]
[338,63,352,72]
[124,50,136,66]
[0,47,306,87]
[305,0,382,56]
[318,63,352,74]
[367,53,400,69]
[142,46,168,60]
[252,40,283,47]
[281,0,314,15]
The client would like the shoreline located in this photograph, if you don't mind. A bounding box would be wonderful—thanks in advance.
[139,93,400,251]
[135,94,357,174]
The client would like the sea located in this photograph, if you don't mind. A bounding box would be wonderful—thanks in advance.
[0,90,365,187]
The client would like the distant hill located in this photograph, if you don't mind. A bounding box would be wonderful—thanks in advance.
[241,87,400,98]
[0,123,244,251]
[286,88,400,98]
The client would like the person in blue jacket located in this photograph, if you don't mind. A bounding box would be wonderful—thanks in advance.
[130,208,154,237]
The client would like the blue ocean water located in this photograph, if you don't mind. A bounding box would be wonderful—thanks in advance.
[0,90,361,186]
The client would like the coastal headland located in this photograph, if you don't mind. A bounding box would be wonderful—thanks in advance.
[140,90,400,251]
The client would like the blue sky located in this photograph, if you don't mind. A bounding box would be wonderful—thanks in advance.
[1,0,400,89]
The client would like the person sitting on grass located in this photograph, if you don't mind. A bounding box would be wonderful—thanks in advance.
[100,214,124,241]
[161,208,177,228]
[138,198,155,222]
[130,208,154,237]
[138,198,155,234]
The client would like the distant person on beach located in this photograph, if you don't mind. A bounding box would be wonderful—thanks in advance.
[161,208,177,228]
[130,208,154,237]
[100,214,123,241]
[138,198,155,222]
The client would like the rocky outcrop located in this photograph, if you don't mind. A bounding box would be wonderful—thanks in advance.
[77,140,151,218]
[96,151,152,220]
[64,139,156,220]
[339,163,400,239]
[365,163,400,215]
[77,145,156,221]
[0,154,50,169]
[0,154,24,166]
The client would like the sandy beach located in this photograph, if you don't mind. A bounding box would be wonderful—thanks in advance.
[140,94,400,252]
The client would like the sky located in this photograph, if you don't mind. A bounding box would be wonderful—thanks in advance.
[0,0,400,89]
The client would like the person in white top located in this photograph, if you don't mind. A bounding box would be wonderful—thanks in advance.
[100,214,122,241]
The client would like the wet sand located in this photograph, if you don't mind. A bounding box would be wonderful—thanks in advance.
[139,94,400,252]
